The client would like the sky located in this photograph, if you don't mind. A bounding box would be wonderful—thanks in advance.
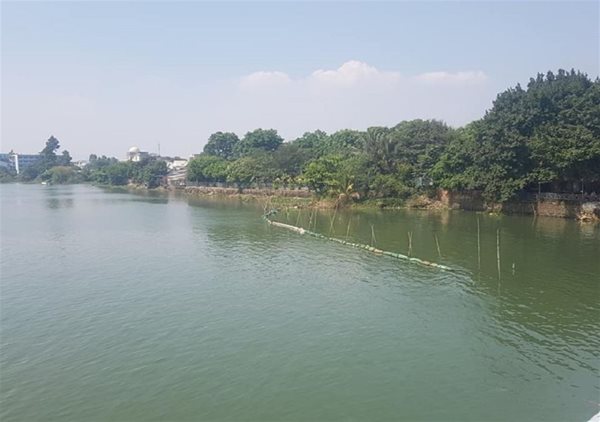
[1,1,599,160]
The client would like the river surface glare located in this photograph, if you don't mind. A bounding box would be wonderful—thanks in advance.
[1,184,598,421]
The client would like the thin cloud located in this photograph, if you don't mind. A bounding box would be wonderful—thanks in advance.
[240,61,487,88]
[229,61,492,136]
[310,60,401,85]
[416,70,488,84]
[240,71,291,89]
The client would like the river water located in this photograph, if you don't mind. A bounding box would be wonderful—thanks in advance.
[1,184,598,421]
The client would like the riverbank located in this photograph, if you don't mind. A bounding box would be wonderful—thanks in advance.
[19,181,597,221]
[177,185,600,221]
[440,190,600,222]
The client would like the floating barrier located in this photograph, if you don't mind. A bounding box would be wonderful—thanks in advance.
[264,213,454,271]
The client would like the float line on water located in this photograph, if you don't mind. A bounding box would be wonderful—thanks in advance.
[264,215,453,271]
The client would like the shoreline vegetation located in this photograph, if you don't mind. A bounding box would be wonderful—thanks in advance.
[3,69,599,220]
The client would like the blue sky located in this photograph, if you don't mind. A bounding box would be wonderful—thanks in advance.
[2,1,598,159]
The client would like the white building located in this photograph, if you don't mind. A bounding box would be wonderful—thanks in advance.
[167,159,188,171]
[126,146,150,162]
[0,152,41,174]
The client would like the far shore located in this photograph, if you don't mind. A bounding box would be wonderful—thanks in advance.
[130,183,600,221]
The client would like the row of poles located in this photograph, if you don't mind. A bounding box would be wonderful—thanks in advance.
[282,205,506,280]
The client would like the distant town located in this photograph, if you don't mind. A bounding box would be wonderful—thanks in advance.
[0,146,190,185]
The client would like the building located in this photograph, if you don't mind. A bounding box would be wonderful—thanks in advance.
[0,154,12,171]
[0,152,41,174]
[166,158,188,171]
[126,146,150,162]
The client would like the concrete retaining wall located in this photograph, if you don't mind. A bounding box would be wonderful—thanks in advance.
[439,190,600,220]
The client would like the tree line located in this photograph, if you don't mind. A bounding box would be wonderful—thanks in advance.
[188,69,600,202]
[6,69,598,202]
[1,136,169,188]
[83,155,168,188]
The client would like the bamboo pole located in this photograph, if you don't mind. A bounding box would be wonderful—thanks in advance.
[329,208,338,236]
[496,228,501,280]
[408,231,413,257]
[345,218,352,241]
[434,234,442,259]
[477,217,481,270]
[371,224,377,247]
[296,209,302,227]
[307,208,315,230]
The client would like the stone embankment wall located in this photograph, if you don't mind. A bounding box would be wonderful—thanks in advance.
[439,190,600,221]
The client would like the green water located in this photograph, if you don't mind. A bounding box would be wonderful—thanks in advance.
[1,184,598,421]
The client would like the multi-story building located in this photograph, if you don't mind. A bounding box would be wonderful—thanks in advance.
[0,152,41,174]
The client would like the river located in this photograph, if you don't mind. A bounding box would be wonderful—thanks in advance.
[1,184,598,421]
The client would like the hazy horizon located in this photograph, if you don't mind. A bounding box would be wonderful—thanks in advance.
[2,1,598,160]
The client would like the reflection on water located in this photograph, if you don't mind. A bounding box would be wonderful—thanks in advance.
[43,187,75,209]
[45,197,74,209]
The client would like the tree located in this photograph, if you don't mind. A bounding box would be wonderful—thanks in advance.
[302,155,345,197]
[226,157,259,189]
[40,136,60,163]
[391,119,454,178]
[41,166,80,184]
[226,154,279,189]
[363,126,395,174]
[234,129,283,157]
[327,129,364,155]
[272,143,312,177]
[59,150,72,166]
[141,160,168,188]
[430,70,600,201]
[292,130,329,157]
[102,162,130,185]
[203,132,240,160]
[431,124,479,191]
[187,154,228,182]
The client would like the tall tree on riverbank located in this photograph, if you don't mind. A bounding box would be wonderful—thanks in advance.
[203,132,240,160]
[433,69,600,201]
[234,129,284,157]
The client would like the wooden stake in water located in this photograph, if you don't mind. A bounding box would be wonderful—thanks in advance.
[434,234,442,259]
[307,208,315,230]
[371,224,377,247]
[496,228,501,280]
[408,231,413,257]
[477,217,481,270]
[329,208,338,236]
[296,209,302,227]
[345,218,352,241]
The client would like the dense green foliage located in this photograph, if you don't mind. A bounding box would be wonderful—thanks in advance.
[203,132,239,160]
[40,166,82,184]
[84,155,168,188]
[188,69,599,203]
[433,69,600,201]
